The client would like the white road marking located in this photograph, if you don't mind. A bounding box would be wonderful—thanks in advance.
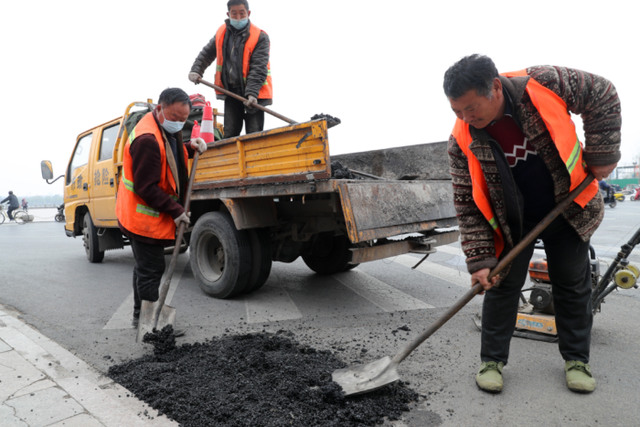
[103,255,189,330]
[332,269,434,311]
[393,254,471,288]
[243,282,302,324]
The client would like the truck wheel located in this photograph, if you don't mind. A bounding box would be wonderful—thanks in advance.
[190,212,252,299]
[83,212,104,263]
[244,228,272,294]
[302,233,351,275]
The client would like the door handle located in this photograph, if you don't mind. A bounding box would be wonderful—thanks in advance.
[83,183,88,191]
[110,178,114,187]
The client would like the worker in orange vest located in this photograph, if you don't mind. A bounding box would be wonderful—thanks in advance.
[116,88,207,332]
[188,0,272,139]
[444,55,620,394]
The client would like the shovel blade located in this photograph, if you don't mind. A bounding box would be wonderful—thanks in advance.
[156,304,176,330]
[332,356,400,396]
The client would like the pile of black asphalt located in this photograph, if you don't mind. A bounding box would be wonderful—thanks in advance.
[331,161,364,180]
[108,327,418,427]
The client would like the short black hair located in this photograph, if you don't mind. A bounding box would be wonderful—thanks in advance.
[227,0,249,10]
[8,191,13,195]
[443,54,499,100]
[158,88,192,109]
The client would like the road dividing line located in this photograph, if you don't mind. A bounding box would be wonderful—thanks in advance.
[243,282,302,324]
[103,255,189,330]
[393,254,471,288]
[332,269,434,312]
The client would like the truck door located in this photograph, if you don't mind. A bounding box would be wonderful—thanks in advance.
[64,132,94,233]
[90,122,121,226]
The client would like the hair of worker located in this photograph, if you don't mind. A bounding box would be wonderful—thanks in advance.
[227,0,249,11]
[158,88,192,109]
[443,54,499,100]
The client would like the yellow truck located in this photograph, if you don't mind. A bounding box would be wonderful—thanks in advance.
[42,99,458,298]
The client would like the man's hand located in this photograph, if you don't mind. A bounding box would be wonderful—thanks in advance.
[188,72,202,84]
[244,95,258,108]
[190,137,208,154]
[174,212,191,227]
[589,163,617,181]
[471,268,498,293]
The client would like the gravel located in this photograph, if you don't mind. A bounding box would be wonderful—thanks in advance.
[108,327,419,426]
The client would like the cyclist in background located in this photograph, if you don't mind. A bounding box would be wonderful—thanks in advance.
[1,191,19,221]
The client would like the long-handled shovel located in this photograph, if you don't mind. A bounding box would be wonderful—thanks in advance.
[332,173,596,395]
[197,77,297,125]
[136,152,201,343]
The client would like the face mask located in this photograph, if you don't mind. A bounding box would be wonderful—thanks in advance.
[160,108,185,134]
[230,18,249,30]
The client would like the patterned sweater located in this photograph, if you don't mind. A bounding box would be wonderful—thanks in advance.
[448,66,621,275]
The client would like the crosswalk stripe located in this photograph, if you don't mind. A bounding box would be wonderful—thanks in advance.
[103,254,188,330]
[243,281,302,324]
[332,269,434,311]
[393,254,471,288]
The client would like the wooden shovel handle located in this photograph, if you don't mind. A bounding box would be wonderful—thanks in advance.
[390,173,596,365]
[156,152,201,307]
[197,78,297,125]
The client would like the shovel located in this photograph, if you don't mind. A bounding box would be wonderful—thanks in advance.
[136,152,201,343]
[196,77,297,125]
[332,173,596,395]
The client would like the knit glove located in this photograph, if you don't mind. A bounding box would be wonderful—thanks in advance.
[174,212,191,227]
[190,137,208,154]
[188,72,202,84]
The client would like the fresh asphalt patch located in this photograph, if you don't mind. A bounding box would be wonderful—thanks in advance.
[108,327,420,426]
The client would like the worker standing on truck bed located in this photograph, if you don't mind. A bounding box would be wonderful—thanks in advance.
[115,88,207,331]
[188,0,272,138]
[443,55,620,394]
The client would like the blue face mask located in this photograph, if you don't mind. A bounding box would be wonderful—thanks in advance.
[160,108,185,134]
[230,18,249,30]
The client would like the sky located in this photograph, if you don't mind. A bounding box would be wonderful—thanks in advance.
[1,0,638,197]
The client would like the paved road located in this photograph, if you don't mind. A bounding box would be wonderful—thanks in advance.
[1,201,640,426]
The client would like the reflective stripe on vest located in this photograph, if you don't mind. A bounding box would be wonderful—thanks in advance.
[451,70,599,258]
[214,23,273,99]
[115,113,187,240]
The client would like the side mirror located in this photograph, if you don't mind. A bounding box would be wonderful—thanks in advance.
[41,160,64,184]
[41,160,54,180]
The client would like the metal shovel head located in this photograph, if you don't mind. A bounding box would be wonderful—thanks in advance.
[331,356,400,396]
[135,300,176,343]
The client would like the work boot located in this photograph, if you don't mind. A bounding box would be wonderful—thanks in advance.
[565,361,596,393]
[132,316,139,329]
[476,361,504,393]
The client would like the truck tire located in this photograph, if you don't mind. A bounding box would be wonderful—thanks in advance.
[83,212,104,263]
[190,212,252,299]
[302,233,351,275]
[244,228,272,294]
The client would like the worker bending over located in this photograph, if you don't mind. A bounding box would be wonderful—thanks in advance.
[443,54,620,394]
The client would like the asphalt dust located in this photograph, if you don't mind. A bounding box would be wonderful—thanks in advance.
[108,327,419,427]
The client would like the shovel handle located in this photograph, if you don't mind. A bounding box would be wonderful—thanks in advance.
[197,78,297,125]
[156,152,201,307]
[390,173,596,365]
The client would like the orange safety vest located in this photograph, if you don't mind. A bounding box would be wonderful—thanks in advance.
[214,23,273,99]
[452,69,598,258]
[116,113,188,240]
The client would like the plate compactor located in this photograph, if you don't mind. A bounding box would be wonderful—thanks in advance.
[474,226,640,342]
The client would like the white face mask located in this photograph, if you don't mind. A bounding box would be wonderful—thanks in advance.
[230,18,249,30]
[160,108,186,134]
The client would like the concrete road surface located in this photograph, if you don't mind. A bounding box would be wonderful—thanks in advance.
[1,201,639,426]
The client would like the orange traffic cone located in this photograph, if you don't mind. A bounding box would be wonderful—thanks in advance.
[191,120,201,140]
[200,102,215,143]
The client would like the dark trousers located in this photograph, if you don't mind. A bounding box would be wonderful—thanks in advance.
[7,207,17,220]
[481,216,593,364]
[223,96,265,138]
[130,239,166,318]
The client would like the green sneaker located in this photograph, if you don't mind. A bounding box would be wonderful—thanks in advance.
[476,361,504,393]
[565,361,596,393]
